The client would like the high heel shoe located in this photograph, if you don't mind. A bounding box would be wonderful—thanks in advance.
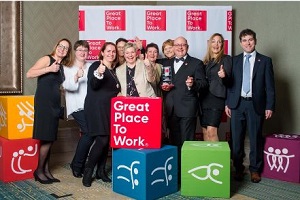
[33,171,52,184]
[82,168,93,187]
[45,175,61,183]
[95,169,111,183]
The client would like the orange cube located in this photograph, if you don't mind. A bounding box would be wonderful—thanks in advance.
[0,96,34,139]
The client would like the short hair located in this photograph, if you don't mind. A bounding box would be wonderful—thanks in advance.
[73,40,90,51]
[115,37,128,45]
[124,42,137,52]
[146,42,159,54]
[162,39,174,54]
[239,29,257,42]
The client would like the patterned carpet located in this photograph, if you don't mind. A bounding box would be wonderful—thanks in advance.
[0,164,299,200]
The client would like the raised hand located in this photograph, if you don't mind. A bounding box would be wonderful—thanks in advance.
[218,65,226,78]
[97,61,106,75]
[186,76,194,90]
[49,62,60,73]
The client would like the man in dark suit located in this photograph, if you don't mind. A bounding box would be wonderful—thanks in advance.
[161,36,208,169]
[225,29,275,183]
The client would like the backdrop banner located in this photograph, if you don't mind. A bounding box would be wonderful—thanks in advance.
[79,5,232,61]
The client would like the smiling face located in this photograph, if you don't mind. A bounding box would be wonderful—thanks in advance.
[101,44,117,65]
[75,45,89,62]
[56,40,70,58]
[146,47,158,63]
[117,41,126,57]
[173,37,188,58]
[124,46,137,66]
[210,35,223,56]
[240,34,256,53]
[163,44,174,59]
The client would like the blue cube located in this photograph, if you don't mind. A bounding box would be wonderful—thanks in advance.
[112,145,178,200]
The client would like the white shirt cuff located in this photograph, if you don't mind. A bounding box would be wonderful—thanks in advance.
[93,70,104,79]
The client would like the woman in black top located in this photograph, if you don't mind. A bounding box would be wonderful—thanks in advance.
[200,33,232,141]
[26,38,73,184]
[82,42,120,187]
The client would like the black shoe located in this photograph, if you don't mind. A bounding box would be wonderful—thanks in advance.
[33,171,52,184]
[234,171,244,182]
[82,168,93,187]
[45,175,61,183]
[70,164,82,178]
[95,169,111,183]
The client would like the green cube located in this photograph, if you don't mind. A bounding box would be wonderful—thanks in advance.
[181,141,230,198]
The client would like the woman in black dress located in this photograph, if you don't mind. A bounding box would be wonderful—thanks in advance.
[26,38,73,184]
[82,42,120,187]
[200,33,232,141]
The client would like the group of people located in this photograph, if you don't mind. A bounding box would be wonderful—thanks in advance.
[27,28,275,187]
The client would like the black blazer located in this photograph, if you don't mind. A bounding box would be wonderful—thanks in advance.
[162,54,208,117]
[226,52,275,115]
[205,55,232,98]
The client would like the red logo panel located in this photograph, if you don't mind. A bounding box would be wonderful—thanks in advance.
[105,10,126,31]
[110,97,162,149]
[86,40,106,61]
[186,10,207,31]
[78,10,85,31]
[227,11,232,31]
[145,10,166,31]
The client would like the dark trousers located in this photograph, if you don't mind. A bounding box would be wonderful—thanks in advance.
[168,115,197,179]
[85,135,110,172]
[231,99,264,173]
[71,110,94,172]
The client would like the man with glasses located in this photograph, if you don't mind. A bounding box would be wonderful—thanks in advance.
[161,36,208,181]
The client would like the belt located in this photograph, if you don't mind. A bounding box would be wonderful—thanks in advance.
[241,96,252,101]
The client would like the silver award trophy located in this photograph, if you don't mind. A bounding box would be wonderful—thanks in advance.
[162,66,172,84]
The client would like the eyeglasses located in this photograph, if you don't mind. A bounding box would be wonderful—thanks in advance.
[57,44,69,51]
[76,49,89,53]
[174,44,188,48]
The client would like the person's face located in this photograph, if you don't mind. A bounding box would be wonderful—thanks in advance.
[240,34,256,53]
[211,35,223,55]
[101,44,117,63]
[124,47,137,65]
[146,47,158,62]
[117,41,126,57]
[163,44,174,58]
[173,37,188,58]
[75,45,89,62]
[56,40,69,57]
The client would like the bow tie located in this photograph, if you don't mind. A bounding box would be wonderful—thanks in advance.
[175,57,185,63]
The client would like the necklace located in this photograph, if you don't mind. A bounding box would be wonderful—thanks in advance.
[108,68,120,89]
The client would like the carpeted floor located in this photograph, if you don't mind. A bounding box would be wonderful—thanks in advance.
[1,163,299,200]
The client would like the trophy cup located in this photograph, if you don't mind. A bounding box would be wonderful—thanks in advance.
[161,65,174,89]
[162,66,172,84]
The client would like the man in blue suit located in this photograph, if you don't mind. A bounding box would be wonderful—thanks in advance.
[225,29,275,183]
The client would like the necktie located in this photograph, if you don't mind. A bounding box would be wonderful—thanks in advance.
[242,54,252,94]
[175,57,184,63]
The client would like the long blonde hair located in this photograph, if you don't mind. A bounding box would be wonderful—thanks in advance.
[203,33,225,65]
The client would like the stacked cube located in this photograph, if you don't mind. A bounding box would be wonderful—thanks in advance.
[110,97,178,200]
[0,96,39,182]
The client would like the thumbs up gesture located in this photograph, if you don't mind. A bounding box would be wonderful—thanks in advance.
[218,65,225,78]
[97,61,106,75]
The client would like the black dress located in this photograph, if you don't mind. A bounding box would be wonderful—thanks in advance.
[33,55,64,141]
[84,61,121,137]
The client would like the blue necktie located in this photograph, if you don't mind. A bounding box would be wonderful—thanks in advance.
[242,54,252,94]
